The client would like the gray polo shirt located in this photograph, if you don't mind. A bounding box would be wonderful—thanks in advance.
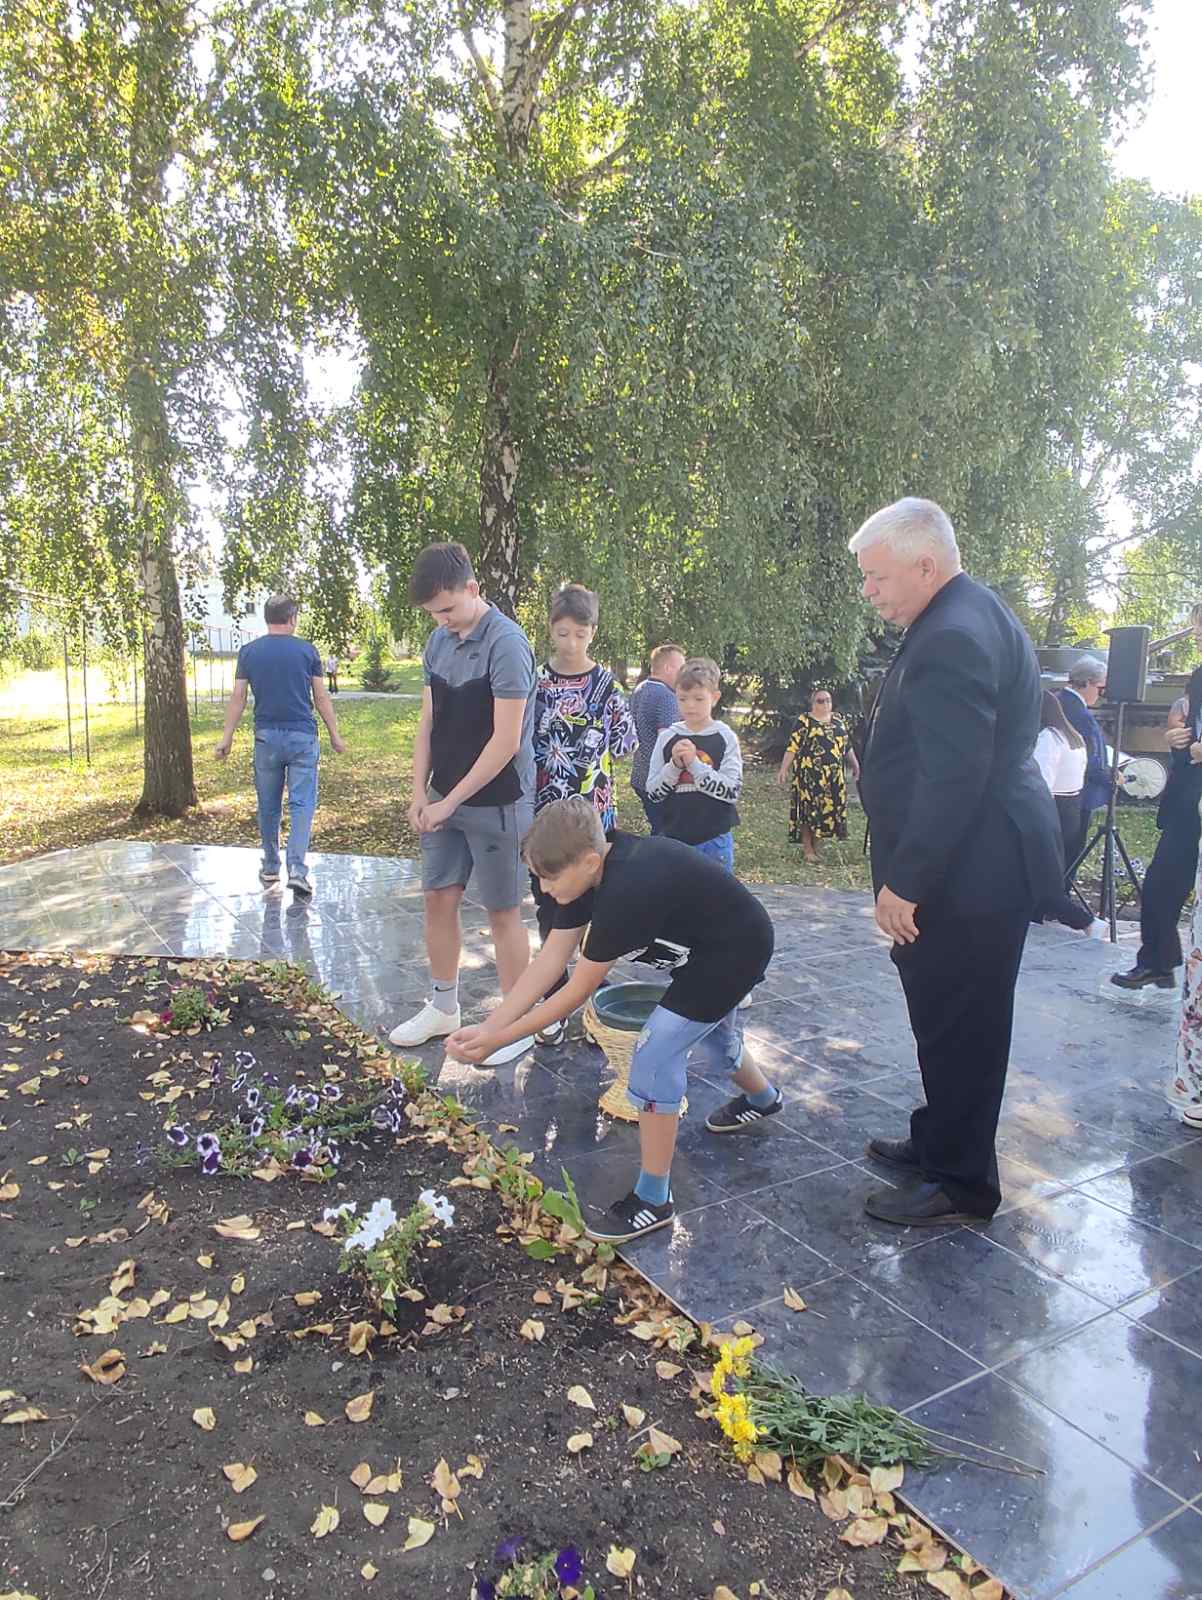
[423,605,536,807]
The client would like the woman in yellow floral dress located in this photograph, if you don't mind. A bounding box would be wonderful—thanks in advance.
[777,689,860,862]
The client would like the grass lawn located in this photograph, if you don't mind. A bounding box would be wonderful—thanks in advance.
[0,671,1164,913]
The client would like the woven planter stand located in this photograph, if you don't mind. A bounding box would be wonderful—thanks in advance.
[583,998,687,1123]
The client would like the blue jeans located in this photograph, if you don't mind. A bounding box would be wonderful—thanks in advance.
[627,1004,746,1115]
[693,832,734,872]
[253,728,319,877]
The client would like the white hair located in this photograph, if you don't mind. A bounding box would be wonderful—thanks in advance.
[1067,656,1107,689]
[848,497,961,569]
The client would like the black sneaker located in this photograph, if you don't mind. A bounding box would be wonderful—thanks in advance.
[705,1090,783,1134]
[287,872,313,900]
[585,1191,674,1244]
[259,868,279,887]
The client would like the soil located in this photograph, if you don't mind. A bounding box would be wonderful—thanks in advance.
[0,953,951,1600]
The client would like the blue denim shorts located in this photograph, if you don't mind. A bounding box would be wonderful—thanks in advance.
[693,831,734,872]
[626,1004,746,1115]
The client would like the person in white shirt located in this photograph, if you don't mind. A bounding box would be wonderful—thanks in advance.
[1034,691,1104,934]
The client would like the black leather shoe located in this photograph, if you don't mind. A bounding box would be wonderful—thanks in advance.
[1110,966,1175,990]
[864,1181,990,1227]
[864,1137,921,1172]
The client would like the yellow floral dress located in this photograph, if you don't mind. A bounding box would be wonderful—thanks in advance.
[786,713,850,843]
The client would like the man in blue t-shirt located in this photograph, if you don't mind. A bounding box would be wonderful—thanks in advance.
[629,643,685,834]
[217,595,347,897]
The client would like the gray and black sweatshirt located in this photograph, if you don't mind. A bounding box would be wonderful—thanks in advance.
[646,719,743,844]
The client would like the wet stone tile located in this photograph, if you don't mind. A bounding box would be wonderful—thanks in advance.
[1080,1153,1202,1251]
[622,1198,834,1323]
[985,1191,1202,1309]
[1005,1312,1202,1501]
[1051,1504,1202,1600]
[861,1225,1105,1368]
[1120,1269,1202,1360]
[741,1161,959,1273]
[904,1375,1181,1599]
[715,1274,985,1414]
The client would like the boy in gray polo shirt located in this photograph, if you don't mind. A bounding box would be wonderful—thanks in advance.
[389,543,538,1066]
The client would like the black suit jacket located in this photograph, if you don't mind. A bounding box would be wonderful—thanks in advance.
[860,574,1062,918]
[1159,664,1202,830]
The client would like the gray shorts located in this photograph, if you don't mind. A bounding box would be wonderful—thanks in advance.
[419,792,534,911]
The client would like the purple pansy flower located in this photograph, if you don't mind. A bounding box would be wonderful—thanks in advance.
[474,1584,496,1600]
[302,1092,320,1113]
[166,1125,190,1147]
[245,1086,261,1111]
[234,1051,256,1070]
[249,1114,265,1138]
[371,1105,392,1130]
[555,1548,583,1585]
[196,1132,220,1158]
[232,1073,248,1092]
[321,1084,342,1102]
[200,1149,221,1175]
[291,1148,312,1170]
[495,1536,524,1564]
[285,1085,301,1107]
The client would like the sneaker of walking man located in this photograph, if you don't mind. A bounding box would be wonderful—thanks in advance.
[216,595,347,897]
[389,543,538,1067]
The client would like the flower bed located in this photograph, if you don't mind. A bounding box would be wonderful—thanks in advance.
[0,950,998,1600]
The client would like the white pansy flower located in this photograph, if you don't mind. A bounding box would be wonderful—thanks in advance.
[323,1201,357,1223]
[419,1189,455,1229]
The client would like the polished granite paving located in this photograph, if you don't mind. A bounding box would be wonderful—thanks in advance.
[2,841,1200,1599]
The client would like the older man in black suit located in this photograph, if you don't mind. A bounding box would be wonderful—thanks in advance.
[852,498,1062,1226]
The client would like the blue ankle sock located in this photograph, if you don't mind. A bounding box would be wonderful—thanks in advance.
[634,1168,671,1206]
[747,1083,779,1110]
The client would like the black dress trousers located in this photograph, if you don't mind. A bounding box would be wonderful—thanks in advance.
[890,907,1031,1217]
[1136,804,1201,974]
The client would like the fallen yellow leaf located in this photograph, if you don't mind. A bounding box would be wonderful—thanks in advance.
[841,1516,889,1547]
[303,1411,327,1427]
[361,1562,378,1581]
[403,1516,435,1551]
[972,1583,1004,1600]
[192,1407,217,1431]
[80,1348,126,1386]
[311,1503,340,1538]
[567,1384,595,1410]
[350,1462,373,1489]
[782,1286,807,1312]
[621,1404,646,1428]
[566,1431,593,1454]
[1,1407,48,1424]
[363,1501,389,1527]
[925,1575,972,1600]
[870,1461,905,1494]
[606,1547,636,1579]
[655,1360,682,1380]
[787,1467,815,1501]
[222,1461,257,1493]
[226,1515,264,1542]
[519,1319,545,1342]
[345,1391,374,1423]
[293,1290,322,1307]
[647,1425,682,1457]
[348,1321,376,1356]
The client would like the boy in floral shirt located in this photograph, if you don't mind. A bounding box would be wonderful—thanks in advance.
[531,583,635,1041]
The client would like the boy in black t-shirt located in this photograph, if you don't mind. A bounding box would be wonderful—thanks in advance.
[445,796,782,1243]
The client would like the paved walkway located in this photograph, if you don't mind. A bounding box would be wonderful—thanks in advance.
[2,841,1200,1599]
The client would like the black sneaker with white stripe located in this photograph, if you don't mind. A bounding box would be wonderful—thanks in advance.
[705,1090,783,1133]
[585,1190,674,1244]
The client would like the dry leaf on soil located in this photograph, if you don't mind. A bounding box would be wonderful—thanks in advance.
[2,1408,48,1424]
[655,1360,682,1380]
[304,1411,327,1427]
[787,1468,815,1501]
[782,1286,806,1312]
[345,1391,374,1422]
[567,1431,593,1454]
[361,1563,378,1581]
[350,1462,373,1490]
[311,1504,340,1538]
[841,1516,889,1547]
[80,1349,125,1385]
[519,1319,544,1342]
[226,1515,264,1542]
[348,1321,376,1356]
[647,1425,681,1457]
[404,1516,435,1551]
[925,1574,972,1600]
[192,1407,217,1431]
[605,1547,636,1579]
[293,1291,322,1307]
[621,1404,646,1428]
[566,1385,595,1410]
[972,1583,1004,1600]
[213,1214,260,1241]
[870,1461,905,1494]
[222,1462,257,1493]
[362,1502,389,1527]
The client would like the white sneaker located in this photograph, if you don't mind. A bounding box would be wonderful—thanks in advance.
[1183,1102,1202,1130]
[738,993,753,1010]
[388,1001,461,1048]
[483,1034,536,1067]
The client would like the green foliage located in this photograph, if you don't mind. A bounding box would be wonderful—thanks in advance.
[738,1358,937,1470]
[359,633,394,692]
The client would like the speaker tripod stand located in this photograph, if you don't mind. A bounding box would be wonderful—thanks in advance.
[1068,701,1143,940]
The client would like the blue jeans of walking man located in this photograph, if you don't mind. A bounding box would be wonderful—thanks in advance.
[254,728,319,879]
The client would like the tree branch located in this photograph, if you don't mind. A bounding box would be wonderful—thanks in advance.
[795,0,908,59]
[535,0,595,74]
[458,8,507,149]
[561,134,632,193]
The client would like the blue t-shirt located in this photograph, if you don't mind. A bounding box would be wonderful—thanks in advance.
[235,635,323,732]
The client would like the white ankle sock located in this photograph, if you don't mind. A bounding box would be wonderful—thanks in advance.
[431,979,459,1017]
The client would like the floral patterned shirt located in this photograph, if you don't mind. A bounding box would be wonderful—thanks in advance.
[534,663,635,829]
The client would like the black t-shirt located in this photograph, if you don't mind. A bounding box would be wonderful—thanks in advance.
[553,832,774,1022]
